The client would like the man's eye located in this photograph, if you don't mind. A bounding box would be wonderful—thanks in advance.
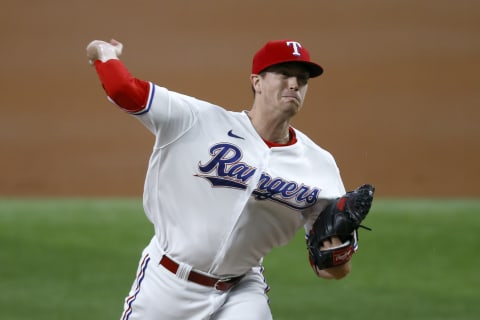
[298,76,309,84]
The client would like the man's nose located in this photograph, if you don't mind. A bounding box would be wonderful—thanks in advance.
[288,77,299,90]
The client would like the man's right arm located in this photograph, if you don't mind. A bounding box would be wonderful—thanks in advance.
[86,40,149,113]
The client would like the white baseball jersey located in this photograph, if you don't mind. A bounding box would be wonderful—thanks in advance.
[130,83,345,277]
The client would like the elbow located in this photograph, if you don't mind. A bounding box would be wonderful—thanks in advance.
[106,81,148,112]
[106,81,132,103]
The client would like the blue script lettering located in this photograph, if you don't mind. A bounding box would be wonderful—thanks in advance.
[253,172,319,208]
[196,144,256,188]
[198,143,257,181]
[196,143,320,209]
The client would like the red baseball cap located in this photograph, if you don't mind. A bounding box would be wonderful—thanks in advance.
[252,40,324,77]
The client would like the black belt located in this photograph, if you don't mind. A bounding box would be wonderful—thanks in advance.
[159,255,244,291]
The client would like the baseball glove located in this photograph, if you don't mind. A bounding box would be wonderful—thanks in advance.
[307,184,375,271]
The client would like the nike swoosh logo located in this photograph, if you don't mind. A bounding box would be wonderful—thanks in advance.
[228,130,245,140]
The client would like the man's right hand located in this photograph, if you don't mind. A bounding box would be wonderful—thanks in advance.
[86,39,123,65]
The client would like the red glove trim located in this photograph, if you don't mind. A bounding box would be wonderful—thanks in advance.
[332,243,354,266]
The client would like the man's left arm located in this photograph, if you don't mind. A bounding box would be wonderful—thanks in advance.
[306,184,375,279]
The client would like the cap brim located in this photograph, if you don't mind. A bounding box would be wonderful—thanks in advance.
[302,62,324,78]
[256,60,324,78]
[266,60,324,78]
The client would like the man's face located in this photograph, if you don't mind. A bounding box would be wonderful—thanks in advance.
[252,62,310,115]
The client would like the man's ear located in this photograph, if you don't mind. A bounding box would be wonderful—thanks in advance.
[250,74,261,94]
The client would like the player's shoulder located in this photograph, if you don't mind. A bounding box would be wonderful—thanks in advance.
[293,128,337,162]
[152,84,242,116]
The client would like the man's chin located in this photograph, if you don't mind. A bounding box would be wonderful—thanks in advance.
[285,99,302,110]
[280,102,301,116]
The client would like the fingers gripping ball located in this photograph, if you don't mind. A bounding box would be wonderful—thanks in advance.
[86,39,123,65]
[307,184,375,271]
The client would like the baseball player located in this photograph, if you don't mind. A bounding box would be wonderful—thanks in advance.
[86,38,373,320]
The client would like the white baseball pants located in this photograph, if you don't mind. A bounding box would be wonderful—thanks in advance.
[120,237,272,320]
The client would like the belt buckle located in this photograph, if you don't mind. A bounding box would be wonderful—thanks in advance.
[214,278,232,291]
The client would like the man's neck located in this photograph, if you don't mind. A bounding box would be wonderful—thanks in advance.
[246,109,292,144]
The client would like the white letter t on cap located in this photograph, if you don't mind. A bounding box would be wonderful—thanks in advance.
[286,41,302,56]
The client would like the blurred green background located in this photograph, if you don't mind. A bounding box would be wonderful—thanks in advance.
[1,198,478,319]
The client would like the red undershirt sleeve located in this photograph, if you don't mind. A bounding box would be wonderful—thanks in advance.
[94,59,150,113]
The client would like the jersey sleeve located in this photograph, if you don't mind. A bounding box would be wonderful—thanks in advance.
[93,59,216,147]
[94,59,150,113]
[94,59,206,146]
[136,85,209,147]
